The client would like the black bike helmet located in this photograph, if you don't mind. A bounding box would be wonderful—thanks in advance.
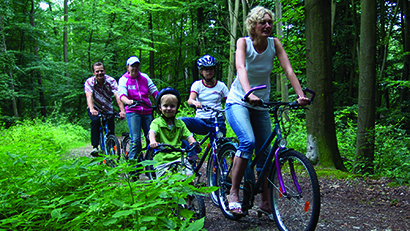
[156,87,181,110]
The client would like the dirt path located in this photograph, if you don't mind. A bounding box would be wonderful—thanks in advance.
[69,145,410,230]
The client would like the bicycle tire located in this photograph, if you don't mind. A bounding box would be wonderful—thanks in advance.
[122,136,130,160]
[269,150,321,231]
[206,143,237,207]
[216,144,242,221]
[190,194,206,220]
[104,135,121,167]
[145,148,156,180]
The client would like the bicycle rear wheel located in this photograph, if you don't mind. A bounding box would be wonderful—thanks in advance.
[104,135,121,167]
[216,144,242,221]
[121,135,130,160]
[190,194,206,220]
[270,150,320,231]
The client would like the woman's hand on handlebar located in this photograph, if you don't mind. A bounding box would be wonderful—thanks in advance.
[297,95,310,106]
[246,93,263,106]
[119,111,126,119]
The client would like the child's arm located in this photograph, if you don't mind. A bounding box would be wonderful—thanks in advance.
[149,130,159,148]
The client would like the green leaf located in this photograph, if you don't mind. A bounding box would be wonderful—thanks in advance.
[112,210,134,218]
[51,208,63,219]
[103,218,117,226]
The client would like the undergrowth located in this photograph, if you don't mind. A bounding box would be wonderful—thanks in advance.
[0,118,210,230]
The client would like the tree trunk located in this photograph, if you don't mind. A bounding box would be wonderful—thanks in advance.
[194,7,204,82]
[400,0,410,110]
[64,0,68,77]
[275,0,288,102]
[227,0,240,89]
[305,0,346,170]
[149,13,155,79]
[348,0,359,104]
[31,0,46,117]
[0,16,19,118]
[354,0,377,174]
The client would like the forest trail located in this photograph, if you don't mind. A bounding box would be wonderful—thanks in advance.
[68,144,410,230]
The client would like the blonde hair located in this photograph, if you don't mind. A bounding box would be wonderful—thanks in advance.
[160,94,178,107]
[246,6,275,39]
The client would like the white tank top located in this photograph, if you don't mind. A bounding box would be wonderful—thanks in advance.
[227,37,276,109]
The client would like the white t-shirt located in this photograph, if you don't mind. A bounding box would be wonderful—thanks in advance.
[191,79,229,119]
[227,37,276,110]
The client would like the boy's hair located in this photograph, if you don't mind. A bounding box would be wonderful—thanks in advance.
[246,6,274,39]
[160,94,178,106]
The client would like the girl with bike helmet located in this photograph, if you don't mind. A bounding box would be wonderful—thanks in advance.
[148,87,201,177]
[179,54,229,136]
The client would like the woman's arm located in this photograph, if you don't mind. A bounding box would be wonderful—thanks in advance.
[274,38,309,105]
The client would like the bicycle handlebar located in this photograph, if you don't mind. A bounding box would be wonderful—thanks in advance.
[155,142,200,153]
[189,104,224,114]
[242,85,316,107]
[127,100,156,109]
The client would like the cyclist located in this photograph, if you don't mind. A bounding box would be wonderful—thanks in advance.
[180,54,229,136]
[84,62,126,156]
[148,88,201,178]
[225,6,309,216]
[118,56,158,162]
[179,54,229,161]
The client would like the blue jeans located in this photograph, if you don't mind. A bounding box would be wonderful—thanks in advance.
[225,103,271,172]
[126,112,153,160]
[178,116,227,136]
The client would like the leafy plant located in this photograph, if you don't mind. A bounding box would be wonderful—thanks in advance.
[0,119,211,230]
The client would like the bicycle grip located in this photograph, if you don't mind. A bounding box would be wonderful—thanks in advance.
[304,88,316,102]
[243,85,267,101]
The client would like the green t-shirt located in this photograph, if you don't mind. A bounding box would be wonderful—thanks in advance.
[150,117,192,165]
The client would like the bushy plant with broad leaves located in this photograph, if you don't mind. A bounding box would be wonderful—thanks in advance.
[0,119,213,230]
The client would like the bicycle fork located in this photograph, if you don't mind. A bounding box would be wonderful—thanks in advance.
[272,147,302,197]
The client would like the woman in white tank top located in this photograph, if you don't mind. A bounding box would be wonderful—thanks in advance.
[225,6,309,218]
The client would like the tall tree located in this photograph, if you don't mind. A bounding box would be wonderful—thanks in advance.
[30,0,46,117]
[275,0,288,101]
[355,0,377,174]
[63,0,68,77]
[0,14,18,118]
[305,0,346,170]
[227,0,240,88]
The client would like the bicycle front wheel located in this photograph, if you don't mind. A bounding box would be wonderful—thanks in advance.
[207,143,237,207]
[270,150,320,231]
[216,144,242,221]
[104,135,121,167]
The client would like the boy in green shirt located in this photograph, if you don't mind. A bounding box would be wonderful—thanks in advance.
[148,87,200,177]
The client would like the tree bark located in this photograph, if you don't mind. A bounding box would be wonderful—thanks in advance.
[305,0,346,170]
[31,0,46,117]
[0,15,19,118]
[64,0,68,77]
[400,0,410,109]
[227,0,240,89]
[354,0,377,174]
[275,0,288,102]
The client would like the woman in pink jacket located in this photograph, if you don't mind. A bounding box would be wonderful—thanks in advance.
[118,56,158,162]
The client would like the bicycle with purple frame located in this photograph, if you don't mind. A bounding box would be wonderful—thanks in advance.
[216,85,320,231]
